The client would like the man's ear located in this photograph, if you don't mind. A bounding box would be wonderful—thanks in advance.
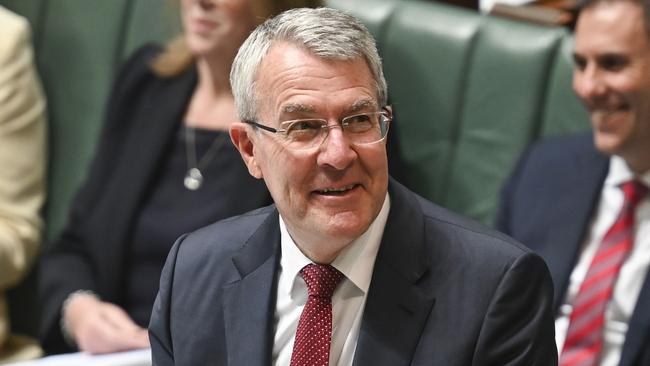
[230,122,263,179]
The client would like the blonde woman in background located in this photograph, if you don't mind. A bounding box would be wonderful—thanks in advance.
[39,0,321,356]
[0,5,47,364]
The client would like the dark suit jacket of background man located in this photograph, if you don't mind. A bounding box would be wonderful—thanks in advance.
[496,133,650,366]
[150,179,557,365]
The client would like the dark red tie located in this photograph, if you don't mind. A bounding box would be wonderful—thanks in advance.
[290,264,344,366]
[560,180,648,366]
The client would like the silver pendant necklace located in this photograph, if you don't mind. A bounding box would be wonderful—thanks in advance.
[184,125,227,190]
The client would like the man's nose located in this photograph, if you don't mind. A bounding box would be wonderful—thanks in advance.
[197,0,215,10]
[316,127,357,170]
[573,65,607,103]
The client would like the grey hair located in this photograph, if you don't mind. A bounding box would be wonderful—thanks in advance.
[230,7,388,122]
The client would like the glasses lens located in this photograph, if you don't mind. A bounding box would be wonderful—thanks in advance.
[283,119,327,149]
[343,112,389,145]
[279,111,390,150]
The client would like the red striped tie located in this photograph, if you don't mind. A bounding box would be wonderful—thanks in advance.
[560,180,648,366]
[290,264,344,366]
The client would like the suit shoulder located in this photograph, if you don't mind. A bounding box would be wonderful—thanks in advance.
[417,195,531,258]
[176,205,276,256]
[101,43,187,134]
[111,44,164,92]
[122,44,163,71]
[526,132,596,164]
[0,7,31,65]
[0,6,28,36]
[502,132,605,196]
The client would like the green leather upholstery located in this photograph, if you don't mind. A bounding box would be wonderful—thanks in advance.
[324,0,398,48]
[383,2,483,210]
[444,15,570,221]
[331,0,590,224]
[541,37,590,137]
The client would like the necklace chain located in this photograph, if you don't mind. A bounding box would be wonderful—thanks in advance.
[184,125,227,190]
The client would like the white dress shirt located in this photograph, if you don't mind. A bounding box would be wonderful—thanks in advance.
[555,156,650,366]
[272,193,390,366]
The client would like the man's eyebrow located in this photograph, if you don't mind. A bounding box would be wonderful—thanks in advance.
[348,99,377,113]
[281,103,316,114]
[280,99,378,116]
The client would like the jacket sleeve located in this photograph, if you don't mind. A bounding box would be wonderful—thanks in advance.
[472,252,558,365]
[149,236,184,366]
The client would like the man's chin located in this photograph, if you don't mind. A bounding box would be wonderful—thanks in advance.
[315,212,372,239]
[593,132,624,156]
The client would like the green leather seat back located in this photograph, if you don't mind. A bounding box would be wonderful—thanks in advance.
[37,1,134,242]
[122,0,181,61]
[324,0,398,49]
[382,1,482,203]
[330,0,590,224]
[541,36,591,137]
[445,16,568,223]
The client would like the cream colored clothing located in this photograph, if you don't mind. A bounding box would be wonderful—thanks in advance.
[0,5,47,363]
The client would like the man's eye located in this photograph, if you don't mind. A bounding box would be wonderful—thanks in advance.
[599,55,628,71]
[289,120,323,131]
[346,114,372,124]
[343,114,375,133]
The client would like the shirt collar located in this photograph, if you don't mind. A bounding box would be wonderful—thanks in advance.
[278,192,391,297]
[606,156,650,188]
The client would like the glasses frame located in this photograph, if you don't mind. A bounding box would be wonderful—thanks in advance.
[243,107,392,150]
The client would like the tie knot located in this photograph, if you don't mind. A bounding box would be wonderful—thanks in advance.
[622,180,648,208]
[300,264,344,298]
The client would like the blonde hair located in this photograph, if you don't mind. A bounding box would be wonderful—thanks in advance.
[151,0,323,77]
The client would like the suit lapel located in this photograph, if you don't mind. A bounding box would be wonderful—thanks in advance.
[222,211,281,366]
[542,144,608,311]
[353,180,436,366]
[619,273,650,366]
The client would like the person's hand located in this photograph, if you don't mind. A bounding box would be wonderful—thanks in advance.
[64,294,150,354]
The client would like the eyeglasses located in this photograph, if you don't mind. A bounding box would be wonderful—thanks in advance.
[244,110,391,150]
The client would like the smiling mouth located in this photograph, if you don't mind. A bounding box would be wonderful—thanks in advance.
[591,107,629,126]
[315,184,358,196]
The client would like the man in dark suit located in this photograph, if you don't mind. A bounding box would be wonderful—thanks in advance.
[496,0,650,365]
[149,7,557,365]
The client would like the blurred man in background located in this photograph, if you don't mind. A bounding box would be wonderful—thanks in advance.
[497,0,650,364]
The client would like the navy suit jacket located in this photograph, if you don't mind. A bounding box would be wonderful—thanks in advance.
[496,133,650,366]
[150,179,557,365]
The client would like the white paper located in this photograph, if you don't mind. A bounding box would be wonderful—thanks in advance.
[3,348,151,366]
